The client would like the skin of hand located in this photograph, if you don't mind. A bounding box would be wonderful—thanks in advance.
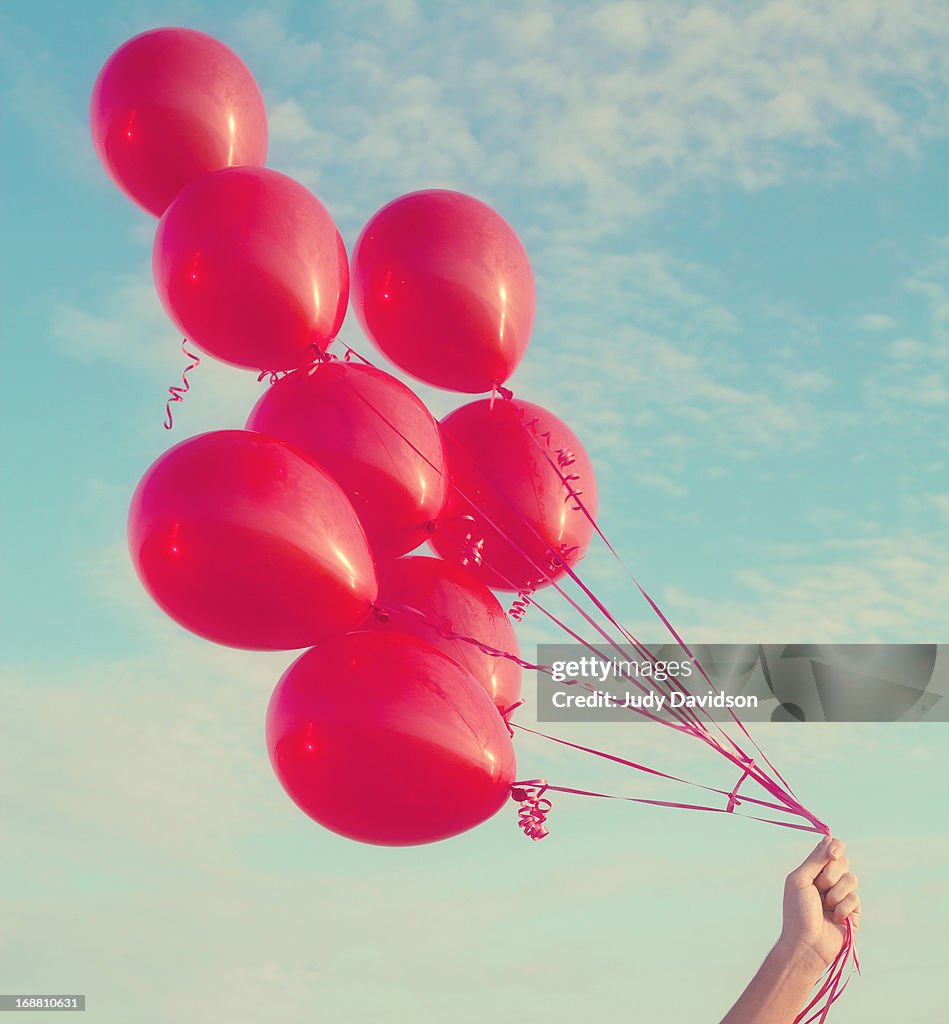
[776,835,862,974]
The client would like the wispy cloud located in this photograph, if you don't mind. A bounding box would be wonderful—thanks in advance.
[857,313,897,332]
[229,1,949,239]
[664,529,949,641]
[863,238,949,422]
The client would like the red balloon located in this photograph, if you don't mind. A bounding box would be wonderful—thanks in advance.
[128,430,377,649]
[246,361,447,558]
[90,28,267,217]
[352,190,535,393]
[266,631,517,846]
[370,555,522,710]
[430,399,597,592]
[153,167,349,372]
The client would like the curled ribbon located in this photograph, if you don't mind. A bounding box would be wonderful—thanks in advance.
[508,584,535,622]
[257,344,334,387]
[511,779,551,840]
[163,340,201,430]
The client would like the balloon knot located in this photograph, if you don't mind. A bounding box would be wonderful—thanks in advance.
[371,604,390,624]
[500,698,526,737]
[423,519,438,536]
[164,339,201,430]
[511,779,552,841]
[547,544,578,573]
[489,381,514,410]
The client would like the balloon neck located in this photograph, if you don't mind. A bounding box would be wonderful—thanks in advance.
[500,698,525,737]
[489,381,514,409]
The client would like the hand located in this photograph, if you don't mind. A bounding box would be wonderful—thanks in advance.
[778,836,861,974]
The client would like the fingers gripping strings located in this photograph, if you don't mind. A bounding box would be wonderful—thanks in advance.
[163,340,201,430]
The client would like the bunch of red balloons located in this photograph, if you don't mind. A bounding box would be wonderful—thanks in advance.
[92,27,599,846]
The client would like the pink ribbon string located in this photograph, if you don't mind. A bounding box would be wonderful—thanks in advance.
[519,415,801,797]
[257,343,335,388]
[163,340,201,430]
[795,918,859,1024]
[500,699,526,737]
[510,779,552,840]
[525,783,823,833]
[375,599,545,672]
[512,725,822,826]
[725,756,755,814]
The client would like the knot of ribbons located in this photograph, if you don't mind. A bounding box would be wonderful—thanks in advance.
[510,779,552,841]
[726,756,756,814]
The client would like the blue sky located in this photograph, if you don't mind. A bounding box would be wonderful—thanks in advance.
[1,2,947,1021]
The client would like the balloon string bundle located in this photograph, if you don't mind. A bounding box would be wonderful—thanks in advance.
[286,349,830,839]
[163,339,201,429]
[374,596,821,828]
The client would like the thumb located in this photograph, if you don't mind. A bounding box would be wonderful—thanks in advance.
[788,835,836,886]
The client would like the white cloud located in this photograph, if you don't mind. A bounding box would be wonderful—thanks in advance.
[857,313,897,332]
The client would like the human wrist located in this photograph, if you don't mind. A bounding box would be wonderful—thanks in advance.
[773,934,828,982]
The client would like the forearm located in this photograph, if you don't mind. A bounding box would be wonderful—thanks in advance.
[720,939,823,1024]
